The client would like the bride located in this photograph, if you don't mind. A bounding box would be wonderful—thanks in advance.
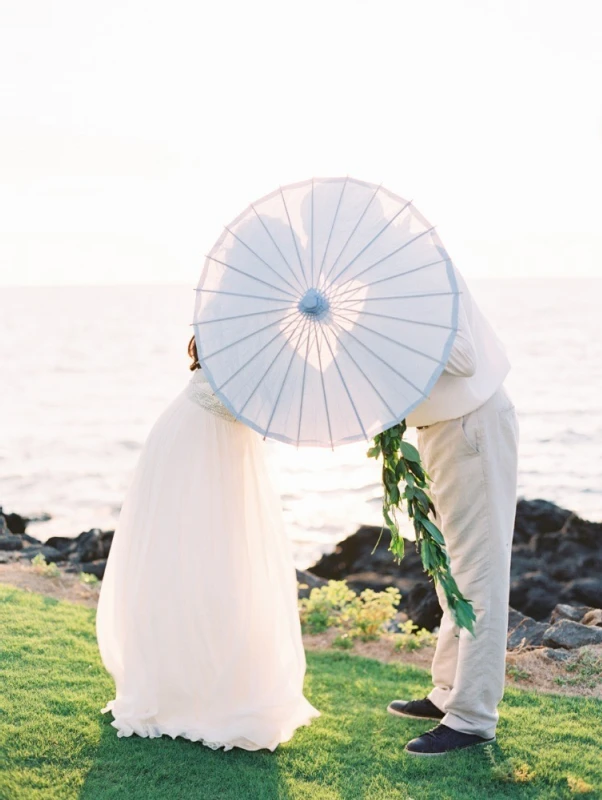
[96,335,319,751]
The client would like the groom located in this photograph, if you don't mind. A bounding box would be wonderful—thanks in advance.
[387,267,519,755]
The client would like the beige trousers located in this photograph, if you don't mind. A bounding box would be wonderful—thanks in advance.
[416,385,519,739]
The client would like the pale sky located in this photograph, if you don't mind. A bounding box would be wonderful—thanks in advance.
[1,0,601,285]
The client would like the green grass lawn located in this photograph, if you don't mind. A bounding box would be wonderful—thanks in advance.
[1,584,601,800]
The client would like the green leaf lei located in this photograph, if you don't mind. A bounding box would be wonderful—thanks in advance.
[367,421,476,634]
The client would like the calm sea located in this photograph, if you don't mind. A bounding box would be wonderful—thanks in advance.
[1,279,600,568]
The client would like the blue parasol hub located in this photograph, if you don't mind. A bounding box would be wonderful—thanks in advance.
[298,288,330,320]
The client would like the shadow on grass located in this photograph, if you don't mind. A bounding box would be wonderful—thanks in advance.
[77,653,513,800]
[3,580,599,800]
[79,714,293,800]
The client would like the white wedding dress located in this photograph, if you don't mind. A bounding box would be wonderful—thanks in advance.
[96,369,319,751]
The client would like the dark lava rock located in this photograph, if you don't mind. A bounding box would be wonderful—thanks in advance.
[307,499,602,630]
[20,545,64,563]
[0,534,24,551]
[543,647,573,662]
[74,529,103,562]
[296,569,327,599]
[509,571,563,620]
[310,525,435,622]
[550,603,593,624]
[405,582,442,631]
[45,536,77,554]
[79,559,107,579]
[513,499,571,544]
[514,499,572,538]
[344,572,398,593]
[507,607,527,630]
[310,525,424,583]
[542,619,602,649]
[548,564,580,582]
[99,530,115,558]
[344,572,416,596]
[507,618,548,649]
[2,511,28,534]
[579,554,602,572]
[561,578,602,608]
[20,533,42,545]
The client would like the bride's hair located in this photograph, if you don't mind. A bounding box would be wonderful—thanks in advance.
[188,335,200,371]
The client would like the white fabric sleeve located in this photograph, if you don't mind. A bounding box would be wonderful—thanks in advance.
[444,296,477,377]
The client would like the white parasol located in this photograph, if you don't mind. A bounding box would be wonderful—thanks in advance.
[193,177,459,447]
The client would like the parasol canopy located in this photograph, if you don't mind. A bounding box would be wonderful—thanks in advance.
[193,177,459,447]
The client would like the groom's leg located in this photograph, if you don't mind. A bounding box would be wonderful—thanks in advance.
[416,477,460,711]
[417,387,519,739]
[427,581,460,712]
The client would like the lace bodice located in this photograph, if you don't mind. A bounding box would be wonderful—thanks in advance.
[185,370,238,423]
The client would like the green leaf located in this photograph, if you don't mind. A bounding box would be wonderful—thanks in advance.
[390,535,405,561]
[421,517,446,546]
[413,488,431,512]
[407,461,426,483]
[368,420,474,631]
[383,507,397,534]
[395,460,407,481]
[399,441,421,462]
[384,467,396,484]
[452,599,476,635]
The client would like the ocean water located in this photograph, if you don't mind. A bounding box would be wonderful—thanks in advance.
[1,279,600,568]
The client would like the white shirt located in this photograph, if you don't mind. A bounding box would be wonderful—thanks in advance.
[405,269,510,427]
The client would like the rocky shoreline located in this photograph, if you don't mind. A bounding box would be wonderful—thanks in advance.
[2,498,602,655]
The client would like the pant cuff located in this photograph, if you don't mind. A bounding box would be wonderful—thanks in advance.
[442,711,496,740]
[427,688,449,714]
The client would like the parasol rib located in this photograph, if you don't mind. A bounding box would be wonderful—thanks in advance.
[204,255,298,299]
[313,319,334,449]
[196,288,296,303]
[193,306,293,325]
[331,258,448,302]
[263,317,311,440]
[237,314,308,418]
[295,315,313,447]
[198,308,299,361]
[225,226,303,297]
[315,177,348,291]
[328,319,400,420]
[280,187,309,289]
[320,325,369,441]
[322,183,382,285]
[332,226,437,293]
[310,179,315,286]
[214,315,303,393]
[251,205,307,294]
[333,322,429,400]
[333,309,444,365]
[335,291,456,304]
[332,305,456,331]
[329,199,413,286]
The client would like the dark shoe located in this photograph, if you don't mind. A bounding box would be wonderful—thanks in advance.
[405,724,495,756]
[387,697,444,721]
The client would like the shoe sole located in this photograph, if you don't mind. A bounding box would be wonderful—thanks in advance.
[404,737,496,757]
[386,703,443,721]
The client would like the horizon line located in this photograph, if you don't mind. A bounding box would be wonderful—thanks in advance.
[1,275,601,289]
